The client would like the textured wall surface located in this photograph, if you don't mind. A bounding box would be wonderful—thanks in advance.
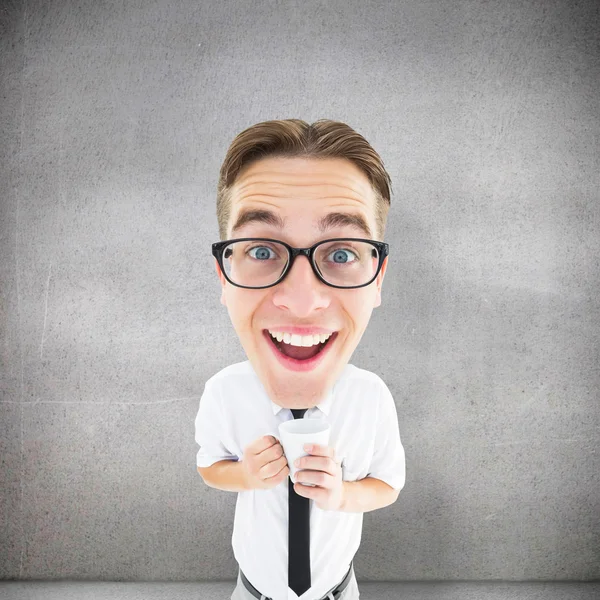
[1,0,599,583]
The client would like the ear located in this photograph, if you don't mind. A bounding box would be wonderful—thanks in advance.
[373,255,388,308]
[215,259,227,306]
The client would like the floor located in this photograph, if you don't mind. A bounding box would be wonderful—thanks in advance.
[0,581,599,600]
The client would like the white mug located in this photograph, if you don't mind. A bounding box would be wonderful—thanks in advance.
[278,417,330,485]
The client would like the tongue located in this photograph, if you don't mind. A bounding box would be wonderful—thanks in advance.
[278,341,322,360]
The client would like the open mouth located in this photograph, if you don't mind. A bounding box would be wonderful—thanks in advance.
[263,330,338,370]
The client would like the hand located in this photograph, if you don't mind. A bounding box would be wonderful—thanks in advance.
[241,435,290,490]
[293,443,344,511]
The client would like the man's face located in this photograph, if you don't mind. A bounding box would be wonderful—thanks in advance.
[215,156,388,409]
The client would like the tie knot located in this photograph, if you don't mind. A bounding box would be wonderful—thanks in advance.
[291,408,308,419]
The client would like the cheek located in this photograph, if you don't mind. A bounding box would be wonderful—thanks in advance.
[225,290,266,331]
[344,292,376,327]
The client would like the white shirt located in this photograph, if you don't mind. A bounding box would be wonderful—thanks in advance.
[194,360,405,600]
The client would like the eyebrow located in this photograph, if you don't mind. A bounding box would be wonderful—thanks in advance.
[230,208,373,239]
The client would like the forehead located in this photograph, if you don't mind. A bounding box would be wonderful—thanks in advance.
[228,157,377,239]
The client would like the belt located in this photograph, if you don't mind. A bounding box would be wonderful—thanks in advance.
[240,561,353,600]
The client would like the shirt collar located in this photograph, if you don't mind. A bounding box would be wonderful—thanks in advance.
[270,386,334,416]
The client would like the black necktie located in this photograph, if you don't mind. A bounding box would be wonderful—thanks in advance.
[289,408,311,596]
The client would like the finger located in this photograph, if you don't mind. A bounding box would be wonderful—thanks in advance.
[250,435,278,455]
[264,460,288,481]
[296,470,333,488]
[294,482,323,499]
[296,456,338,477]
[304,443,335,460]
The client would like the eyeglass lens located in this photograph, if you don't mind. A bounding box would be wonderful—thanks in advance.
[221,239,380,288]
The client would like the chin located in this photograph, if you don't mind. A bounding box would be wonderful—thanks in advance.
[244,330,353,404]
[255,356,347,407]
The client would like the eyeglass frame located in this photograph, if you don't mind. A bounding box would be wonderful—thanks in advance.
[212,237,389,290]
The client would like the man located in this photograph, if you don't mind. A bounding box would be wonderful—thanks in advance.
[195,119,405,600]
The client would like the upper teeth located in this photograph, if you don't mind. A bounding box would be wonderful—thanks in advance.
[268,331,333,347]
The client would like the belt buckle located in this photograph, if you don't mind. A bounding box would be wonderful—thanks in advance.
[319,584,340,600]
[320,562,352,600]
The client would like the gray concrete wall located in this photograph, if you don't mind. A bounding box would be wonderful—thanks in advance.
[1,0,599,583]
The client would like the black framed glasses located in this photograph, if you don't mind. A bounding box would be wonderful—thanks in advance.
[212,237,389,290]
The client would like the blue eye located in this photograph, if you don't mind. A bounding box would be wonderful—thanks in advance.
[327,248,358,264]
[248,246,277,260]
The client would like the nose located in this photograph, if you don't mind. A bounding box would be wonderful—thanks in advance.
[271,254,330,315]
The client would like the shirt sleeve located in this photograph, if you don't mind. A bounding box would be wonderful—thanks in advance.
[195,379,239,468]
[366,380,406,492]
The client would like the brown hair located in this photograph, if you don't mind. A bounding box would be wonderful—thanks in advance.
[216,119,393,241]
